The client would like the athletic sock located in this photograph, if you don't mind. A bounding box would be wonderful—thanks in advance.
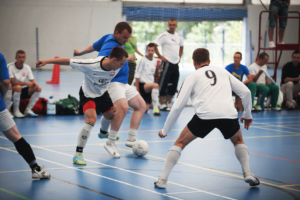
[151,88,159,109]
[107,130,118,145]
[127,129,137,142]
[26,92,40,111]
[14,137,38,170]
[76,123,93,154]
[13,92,21,112]
[160,146,182,180]
[235,144,250,174]
[4,90,12,110]
[100,116,111,133]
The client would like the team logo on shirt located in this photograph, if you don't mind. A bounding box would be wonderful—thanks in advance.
[22,72,26,77]
[110,72,115,77]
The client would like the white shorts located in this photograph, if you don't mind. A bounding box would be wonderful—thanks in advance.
[108,82,139,103]
[0,109,15,132]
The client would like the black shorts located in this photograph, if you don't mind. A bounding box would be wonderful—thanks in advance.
[187,115,240,139]
[139,82,152,104]
[21,87,31,99]
[159,62,179,96]
[79,87,113,114]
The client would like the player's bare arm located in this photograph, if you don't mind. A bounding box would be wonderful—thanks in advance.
[243,75,253,85]
[36,58,71,68]
[0,79,10,98]
[252,69,263,82]
[154,43,168,63]
[284,77,300,83]
[74,45,95,57]
[135,78,140,93]
[178,46,184,63]
[127,54,137,62]
[10,77,30,87]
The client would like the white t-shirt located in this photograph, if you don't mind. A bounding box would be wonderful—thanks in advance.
[135,56,159,84]
[70,56,121,98]
[154,31,184,64]
[248,63,268,85]
[8,63,34,82]
[162,65,252,136]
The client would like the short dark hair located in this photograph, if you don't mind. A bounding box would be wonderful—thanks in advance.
[147,43,156,49]
[234,52,242,58]
[168,18,177,22]
[193,48,210,65]
[114,22,132,34]
[16,50,26,56]
[109,46,128,61]
[258,52,269,60]
[292,50,300,56]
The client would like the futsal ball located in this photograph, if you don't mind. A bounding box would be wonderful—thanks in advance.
[132,140,149,157]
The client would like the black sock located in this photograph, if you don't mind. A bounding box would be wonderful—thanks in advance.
[76,146,83,153]
[100,129,108,134]
[31,163,41,172]
[14,137,38,170]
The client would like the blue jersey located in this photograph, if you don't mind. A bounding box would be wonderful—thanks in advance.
[93,34,129,84]
[0,53,9,112]
[225,63,250,81]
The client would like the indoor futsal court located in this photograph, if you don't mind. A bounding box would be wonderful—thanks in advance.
[1,0,300,200]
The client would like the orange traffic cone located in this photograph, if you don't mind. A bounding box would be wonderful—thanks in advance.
[46,56,60,84]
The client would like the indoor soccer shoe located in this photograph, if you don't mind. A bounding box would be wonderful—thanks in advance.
[73,153,87,165]
[159,104,168,111]
[254,105,262,111]
[104,143,120,158]
[98,131,120,141]
[125,140,137,148]
[32,166,51,180]
[244,172,260,186]
[24,109,38,117]
[153,108,160,116]
[154,177,167,189]
[166,104,172,111]
[13,110,24,118]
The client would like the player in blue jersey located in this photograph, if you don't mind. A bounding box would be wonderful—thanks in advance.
[74,22,146,157]
[0,53,50,179]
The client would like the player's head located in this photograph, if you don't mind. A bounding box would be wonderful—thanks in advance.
[114,22,132,45]
[192,48,210,69]
[109,46,128,70]
[168,18,177,33]
[257,52,269,66]
[292,50,300,65]
[15,50,26,65]
[146,43,156,58]
[233,52,242,64]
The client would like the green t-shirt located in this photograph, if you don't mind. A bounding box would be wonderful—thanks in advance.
[124,36,137,63]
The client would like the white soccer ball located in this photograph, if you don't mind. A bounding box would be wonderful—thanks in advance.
[132,140,149,157]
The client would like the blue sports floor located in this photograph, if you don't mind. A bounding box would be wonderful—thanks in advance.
[0,71,300,200]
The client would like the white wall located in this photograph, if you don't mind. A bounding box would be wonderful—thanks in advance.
[246,5,300,68]
[0,0,123,70]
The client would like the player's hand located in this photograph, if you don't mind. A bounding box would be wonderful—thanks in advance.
[240,117,253,130]
[73,49,81,57]
[177,57,181,64]
[158,129,167,138]
[36,60,47,68]
[27,82,36,88]
[258,69,264,74]
[160,56,168,63]
[127,54,137,62]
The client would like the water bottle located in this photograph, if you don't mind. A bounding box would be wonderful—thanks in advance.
[47,96,56,115]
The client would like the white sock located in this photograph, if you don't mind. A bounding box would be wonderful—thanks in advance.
[151,88,159,109]
[160,146,182,180]
[4,90,12,110]
[107,130,118,145]
[13,92,21,112]
[100,116,111,132]
[235,144,250,174]
[26,92,40,111]
[127,128,137,142]
[76,123,93,153]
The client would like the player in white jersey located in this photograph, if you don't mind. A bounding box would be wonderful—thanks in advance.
[36,46,128,164]
[5,50,42,118]
[154,48,260,189]
[135,43,160,116]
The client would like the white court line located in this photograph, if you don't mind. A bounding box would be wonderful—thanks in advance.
[0,136,236,200]
[0,166,104,173]
[0,146,182,200]
[166,191,203,195]
[253,122,300,131]
[251,126,300,135]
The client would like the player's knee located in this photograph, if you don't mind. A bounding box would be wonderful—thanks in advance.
[103,108,114,120]
[116,103,128,117]
[154,83,159,89]
[13,85,22,92]
[286,81,294,88]
[36,85,41,92]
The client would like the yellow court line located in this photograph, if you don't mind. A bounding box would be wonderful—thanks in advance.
[280,184,300,187]
[20,131,129,137]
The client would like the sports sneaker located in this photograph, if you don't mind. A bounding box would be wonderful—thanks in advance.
[153,108,160,116]
[254,105,262,111]
[166,104,172,111]
[24,109,38,117]
[104,143,120,158]
[98,130,120,141]
[244,172,260,186]
[125,140,137,148]
[32,166,51,180]
[13,110,24,118]
[73,153,87,165]
[279,41,285,44]
[159,104,167,111]
[154,177,167,189]
[271,106,281,111]
[269,41,275,48]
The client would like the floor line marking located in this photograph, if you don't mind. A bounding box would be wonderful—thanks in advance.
[251,127,300,135]
[165,191,202,195]
[0,187,31,200]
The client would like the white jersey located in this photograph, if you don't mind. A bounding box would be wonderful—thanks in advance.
[162,65,252,136]
[135,56,158,84]
[248,62,268,85]
[154,31,184,64]
[8,63,34,82]
[70,56,120,98]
